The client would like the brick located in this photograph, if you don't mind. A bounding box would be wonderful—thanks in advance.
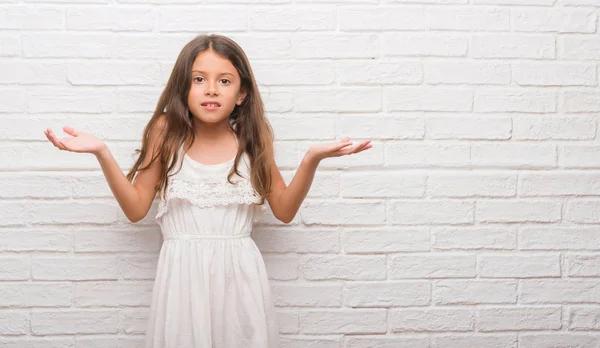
[561,146,600,168]
[471,143,557,168]
[340,115,424,139]
[272,283,341,307]
[158,7,247,32]
[342,172,426,198]
[385,87,473,111]
[431,335,517,348]
[476,200,561,223]
[251,7,334,31]
[31,310,119,334]
[520,172,600,196]
[340,7,425,30]
[512,8,596,33]
[429,172,516,197]
[521,279,600,304]
[383,33,468,57]
[347,336,429,348]
[433,227,517,250]
[389,254,476,279]
[74,281,153,307]
[0,311,29,335]
[0,283,72,307]
[300,200,386,225]
[478,306,561,331]
[344,281,430,307]
[74,226,162,252]
[565,200,600,223]
[0,229,72,252]
[0,34,20,56]
[386,143,470,167]
[121,308,149,334]
[479,254,560,278]
[425,61,510,85]
[0,61,66,85]
[391,200,474,225]
[31,257,118,281]
[253,229,339,253]
[23,33,114,58]
[263,254,299,280]
[0,257,30,281]
[521,227,600,251]
[427,116,511,139]
[569,306,600,330]
[475,88,556,113]
[513,116,596,140]
[343,228,430,253]
[389,308,474,332]
[472,34,555,59]
[513,62,596,86]
[520,334,600,348]
[299,309,387,334]
[426,6,509,31]
[302,255,386,280]
[434,280,517,305]
[0,6,63,30]
[567,255,600,277]
[119,255,159,280]
[561,90,600,113]
[295,88,381,112]
[254,62,335,86]
[68,61,159,85]
[560,35,600,60]
[0,88,26,112]
[67,7,153,31]
[338,61,423,85]
[293,34,379,59]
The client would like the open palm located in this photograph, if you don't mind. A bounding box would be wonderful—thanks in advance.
[308,137,372,161]
[44,126,106,155]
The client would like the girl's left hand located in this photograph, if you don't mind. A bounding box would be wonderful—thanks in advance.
[307,137,372,162]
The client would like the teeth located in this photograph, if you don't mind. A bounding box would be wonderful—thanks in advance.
[205,104,219,107]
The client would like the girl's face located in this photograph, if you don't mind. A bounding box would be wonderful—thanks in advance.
[187,50,246,125]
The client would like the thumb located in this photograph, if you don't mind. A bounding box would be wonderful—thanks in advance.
[341,136,350,143]
[63,126,80,137]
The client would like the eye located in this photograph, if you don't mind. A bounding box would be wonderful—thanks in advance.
[193,76,204,83]
[220,79,231,85]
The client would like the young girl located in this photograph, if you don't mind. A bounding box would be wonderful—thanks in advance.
[44,34,372,348]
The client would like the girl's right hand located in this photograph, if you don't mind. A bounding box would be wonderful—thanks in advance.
[44,126,107,156]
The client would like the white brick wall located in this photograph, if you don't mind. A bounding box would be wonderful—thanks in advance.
[1,0,599,346]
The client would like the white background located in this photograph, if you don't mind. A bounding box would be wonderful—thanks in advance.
[1,0,600,347]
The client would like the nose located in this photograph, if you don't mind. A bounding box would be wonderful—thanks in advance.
[205,80,218,96]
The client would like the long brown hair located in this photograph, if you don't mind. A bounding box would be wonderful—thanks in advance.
[126,34,274,204]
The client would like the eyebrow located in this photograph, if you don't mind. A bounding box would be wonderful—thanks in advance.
[192,70,235,77]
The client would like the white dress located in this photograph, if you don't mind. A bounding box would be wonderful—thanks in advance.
[144,144,280,348]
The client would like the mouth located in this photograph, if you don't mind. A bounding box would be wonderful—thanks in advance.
[201,101,221,108]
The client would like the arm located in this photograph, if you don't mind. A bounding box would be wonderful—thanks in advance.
[267,137,373,224]
[267,152,320,224]
[45,117,166,223]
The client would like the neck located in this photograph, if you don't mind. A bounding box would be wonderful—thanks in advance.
[192,118,234,141]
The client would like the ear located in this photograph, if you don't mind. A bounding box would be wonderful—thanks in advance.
[236,88,247,106]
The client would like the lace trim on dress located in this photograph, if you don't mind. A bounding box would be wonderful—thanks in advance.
[155,175,265,221]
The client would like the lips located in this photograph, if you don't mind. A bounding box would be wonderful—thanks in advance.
[201,101,221,107]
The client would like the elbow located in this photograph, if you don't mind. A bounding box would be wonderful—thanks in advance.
[278,213,295,224]
[126,210,147,223]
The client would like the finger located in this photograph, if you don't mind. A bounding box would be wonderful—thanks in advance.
[48,130,67,150]
[63,126,79,137]
[341,136,350,143]
[336,141,353,150]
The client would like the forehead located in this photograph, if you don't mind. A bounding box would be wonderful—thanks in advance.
[191,50,238,76]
